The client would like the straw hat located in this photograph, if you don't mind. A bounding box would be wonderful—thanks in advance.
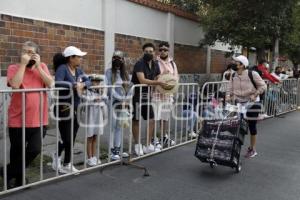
[156,74,179,94]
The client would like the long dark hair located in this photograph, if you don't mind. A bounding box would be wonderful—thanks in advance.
[53,53,67,72]
[112,59,129,83]
[111,57,129,91]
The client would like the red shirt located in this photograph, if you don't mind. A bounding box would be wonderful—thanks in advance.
[257,64,280,83]
[7,63,50,127]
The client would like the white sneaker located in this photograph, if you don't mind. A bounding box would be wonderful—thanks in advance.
[170,140,176,146]
[51,152,61,171]
[261,113,270,119]
[143,144,155,154]
[188,131,197,139]
[152,138,162,150]
[111,154,121,161]
[154,146,161,152]
[134,144,144,156]
[155,143,162,150]
[87,158,97,167]
[92,156,101,165]
[59,163,79,174]
[121,152,129,158]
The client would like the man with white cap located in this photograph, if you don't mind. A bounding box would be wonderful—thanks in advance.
[53,46,91,174]
[226,55,267,158]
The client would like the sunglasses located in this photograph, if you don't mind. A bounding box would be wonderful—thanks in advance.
[159,48,169,52]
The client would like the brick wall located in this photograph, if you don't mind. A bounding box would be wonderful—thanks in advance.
[210,49,231,73]
[115,33,163,72]
[174,44,207,74]
[115,33,207,74]
[0,14,104,76]
[0,13,228,77]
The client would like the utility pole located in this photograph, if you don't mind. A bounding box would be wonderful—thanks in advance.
[273,38,280,71]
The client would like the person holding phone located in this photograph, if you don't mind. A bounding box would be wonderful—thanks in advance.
[6,41,53,188]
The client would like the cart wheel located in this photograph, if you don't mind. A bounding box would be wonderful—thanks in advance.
[235,164,241,173]
[210,162,215,169]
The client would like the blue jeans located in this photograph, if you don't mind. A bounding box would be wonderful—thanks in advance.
[182,110,198,132]
[112,110,122,148]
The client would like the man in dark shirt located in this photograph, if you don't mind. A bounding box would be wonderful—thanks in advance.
[131,43,168,156]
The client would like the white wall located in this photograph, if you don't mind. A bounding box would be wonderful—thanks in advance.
[0,0,237,49]
[174,16,204,46]
[0,0,103,30]
[115,0,168,41]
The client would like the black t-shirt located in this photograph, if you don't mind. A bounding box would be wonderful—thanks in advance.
[131,58,160,98]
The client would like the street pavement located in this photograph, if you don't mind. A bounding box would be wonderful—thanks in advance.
[1,111,300,200]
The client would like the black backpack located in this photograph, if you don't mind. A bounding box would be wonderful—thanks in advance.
[251,66,263,78]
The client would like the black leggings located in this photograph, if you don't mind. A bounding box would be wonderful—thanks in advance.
[245,104,261,135]
[58,112,79,164]
[7,127,46,186]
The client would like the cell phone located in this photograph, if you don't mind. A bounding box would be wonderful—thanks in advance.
[26,60,36,68]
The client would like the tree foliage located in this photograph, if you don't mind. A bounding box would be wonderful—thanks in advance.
[199,0,296,59]
[157,0,202,13]
[160,0,300,65]
[281,1,300,67]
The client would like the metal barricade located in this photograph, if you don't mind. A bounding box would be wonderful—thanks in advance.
[0,77,298,195]
[199,79,299,120]
[128,83,200,161]
[199,81,228,120]
[297,79,300,109]
[0,84,132,195]
[265,79,298,117]
[0,87,74,194]
[261,80,273,117]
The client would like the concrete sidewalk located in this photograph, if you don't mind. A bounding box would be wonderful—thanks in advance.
[1,111,300,200]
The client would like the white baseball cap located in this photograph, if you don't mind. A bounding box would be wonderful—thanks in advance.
[233,55,249,67]
[63,46,87,57]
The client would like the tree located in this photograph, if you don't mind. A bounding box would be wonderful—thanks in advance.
[281,1,300,72]
[157,0,202,14]
[199,0,296,61]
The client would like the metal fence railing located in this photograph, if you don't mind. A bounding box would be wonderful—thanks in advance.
[199,79,299,119]
[0,83,201,194]
[129,83,200,161]
[264,79,298,117]
[298,79,300,109]
[0,79,298,195]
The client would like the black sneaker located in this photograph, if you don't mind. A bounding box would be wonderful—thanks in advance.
[161,135,176,147]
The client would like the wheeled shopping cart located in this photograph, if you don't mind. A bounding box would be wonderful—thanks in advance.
[195,106,248,173]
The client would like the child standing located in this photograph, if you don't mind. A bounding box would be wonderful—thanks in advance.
[83,75,106,166]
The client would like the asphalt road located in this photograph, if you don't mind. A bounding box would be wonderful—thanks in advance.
[1,111,300,200]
